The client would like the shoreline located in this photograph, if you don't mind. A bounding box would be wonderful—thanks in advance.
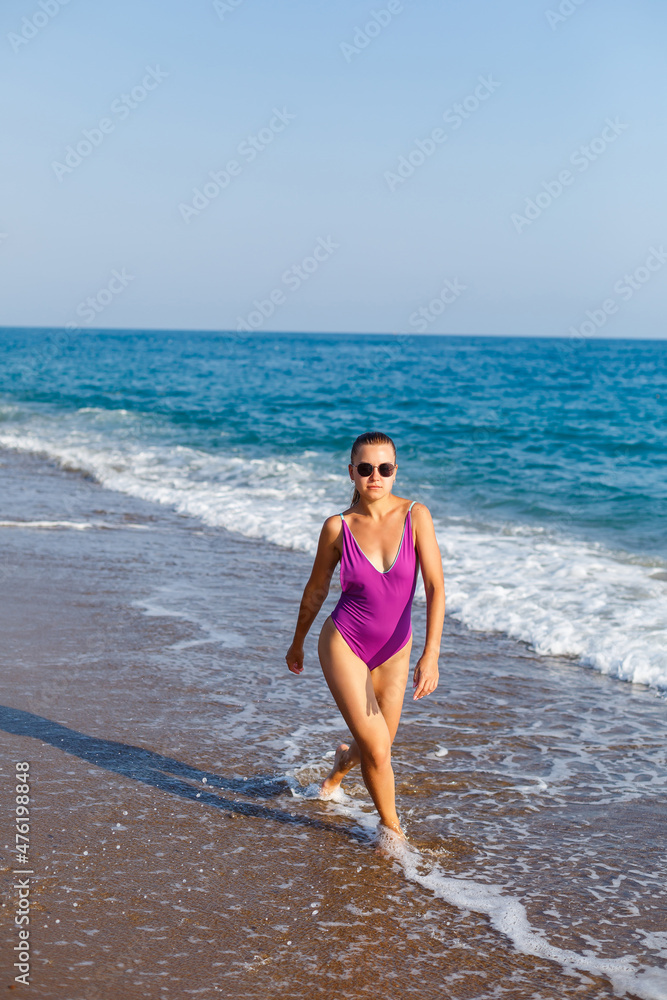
[1,447,666,999]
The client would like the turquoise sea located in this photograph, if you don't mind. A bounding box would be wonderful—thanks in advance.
[1,328,665,691]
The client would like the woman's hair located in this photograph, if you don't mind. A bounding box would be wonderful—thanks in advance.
[349,431,396,506]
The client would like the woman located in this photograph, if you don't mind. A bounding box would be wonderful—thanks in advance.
[285,431,445,839]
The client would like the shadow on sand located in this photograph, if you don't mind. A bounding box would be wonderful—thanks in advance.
[1,704,367,842]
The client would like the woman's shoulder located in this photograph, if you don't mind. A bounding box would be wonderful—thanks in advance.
[400,497,428,511]
[318,515,345,555]
[407,500,432,523]
[321,512,346,540]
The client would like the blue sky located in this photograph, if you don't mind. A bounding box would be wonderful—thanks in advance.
[1,0,665,337]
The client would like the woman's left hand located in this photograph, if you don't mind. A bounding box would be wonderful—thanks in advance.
[412,652,439,700]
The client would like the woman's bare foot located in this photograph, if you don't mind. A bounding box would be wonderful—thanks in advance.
[380,820,407,840]
[379,818,406,840]
[319,742,356,799]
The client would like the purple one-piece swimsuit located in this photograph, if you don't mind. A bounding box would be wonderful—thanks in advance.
[330,500,419,670]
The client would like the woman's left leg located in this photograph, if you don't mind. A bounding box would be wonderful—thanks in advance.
[321,636,412,795]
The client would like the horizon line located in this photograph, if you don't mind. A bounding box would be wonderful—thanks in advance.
[1,325,665,343]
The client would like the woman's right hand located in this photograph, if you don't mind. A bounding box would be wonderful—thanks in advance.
[285,642,304,675]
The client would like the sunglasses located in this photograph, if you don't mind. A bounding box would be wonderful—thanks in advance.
[351,462,396,478]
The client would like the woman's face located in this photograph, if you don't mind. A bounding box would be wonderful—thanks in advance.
[349,444,397,499]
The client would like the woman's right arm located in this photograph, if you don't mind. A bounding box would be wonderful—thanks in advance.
[285,516,341,675]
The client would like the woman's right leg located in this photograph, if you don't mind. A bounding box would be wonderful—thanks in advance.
[320,628,412,793]
[318,616,402,834]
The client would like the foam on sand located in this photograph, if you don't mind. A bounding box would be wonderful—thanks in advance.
[378,831,667,1000]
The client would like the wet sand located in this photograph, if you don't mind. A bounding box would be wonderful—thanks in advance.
[1,449,666,999]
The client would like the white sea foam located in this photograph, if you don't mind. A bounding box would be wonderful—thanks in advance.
[0,519,149,531]
[1,406,665,692]
[382,836,667,1000]
[287,759,667,999]
[131,587,246,650]
[441,518,667,691]
[0,519,94,530]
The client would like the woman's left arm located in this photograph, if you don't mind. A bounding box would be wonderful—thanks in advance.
[411,503,445,701]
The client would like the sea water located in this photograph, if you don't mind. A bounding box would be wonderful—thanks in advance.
[1,329,665,690]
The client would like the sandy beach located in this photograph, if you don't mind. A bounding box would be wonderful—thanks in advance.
[1,448,666,1000]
